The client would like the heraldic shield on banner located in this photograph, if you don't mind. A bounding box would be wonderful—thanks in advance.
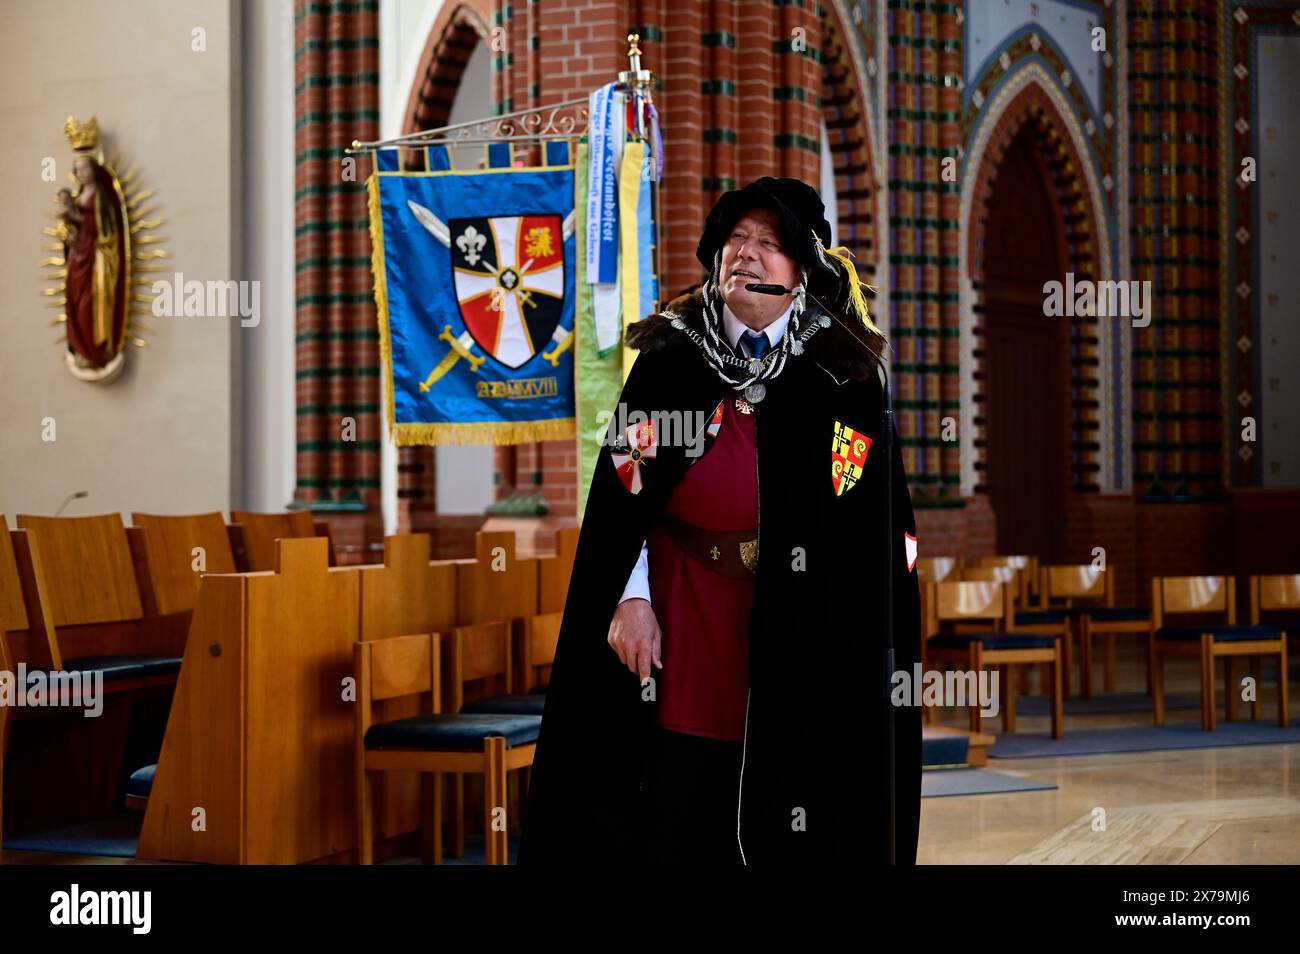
[369,157,577,446]
[450,215,566,370]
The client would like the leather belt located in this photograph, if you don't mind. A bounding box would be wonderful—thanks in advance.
[658,513,758,578]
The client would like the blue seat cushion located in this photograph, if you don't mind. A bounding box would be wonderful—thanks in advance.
[1014,610,1067,626]
[127,763,156,798]
[64,655,182,681]
[1155,625,1283,643]
[930,632,1057,650]
[1026,594,1068,608]
[460,693,547,716]
[364,713,541,751]
[1069,606,1150,622]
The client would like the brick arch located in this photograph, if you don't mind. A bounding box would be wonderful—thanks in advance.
[393,0,491,540]
[961,72,1108,494]
[820,1,879,276]
[402,1,491,136]
[965,82,1099,287]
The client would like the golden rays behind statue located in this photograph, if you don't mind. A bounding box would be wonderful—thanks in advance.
[41,116,167,383]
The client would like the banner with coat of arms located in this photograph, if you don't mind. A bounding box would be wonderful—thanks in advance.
[368,156,576,445]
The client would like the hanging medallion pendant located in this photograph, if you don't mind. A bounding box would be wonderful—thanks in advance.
[744,382,766,404]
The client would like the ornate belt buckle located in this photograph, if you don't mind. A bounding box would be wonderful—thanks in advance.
[739,539,758,574]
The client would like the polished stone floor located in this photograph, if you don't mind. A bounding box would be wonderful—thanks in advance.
[920,641,1300,864]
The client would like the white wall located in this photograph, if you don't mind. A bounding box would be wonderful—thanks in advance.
[237,0,297,512]
[0,0,239,521]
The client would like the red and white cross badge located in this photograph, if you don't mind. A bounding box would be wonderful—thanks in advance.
[611,420,657,494]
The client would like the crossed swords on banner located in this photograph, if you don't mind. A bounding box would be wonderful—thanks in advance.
[406,200,577,392]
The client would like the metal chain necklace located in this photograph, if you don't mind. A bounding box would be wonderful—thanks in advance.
[665,258,829,404]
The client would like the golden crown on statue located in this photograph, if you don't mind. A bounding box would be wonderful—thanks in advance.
[63,115,99,151]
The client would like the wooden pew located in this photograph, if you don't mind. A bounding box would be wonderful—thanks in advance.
[538,527,578,613]
[456,530,539,627]
[354,534,456,860]
[138,536,358,863]
[230,510,337,572]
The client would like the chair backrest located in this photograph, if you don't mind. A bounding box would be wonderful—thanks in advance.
[230,510,321,572]
[1152,575,1234,628]
[445,619,512,712]
[962,565,1020,605]
[916,556,960,584]
[972,554,1039,602]
[357,632,440,709]
[16,514,143,629]
[934,580,1011,629]
[1251,574,1300,623]
[1040,565,1107,605]
[519,611,562,691]
[131,512,238,615]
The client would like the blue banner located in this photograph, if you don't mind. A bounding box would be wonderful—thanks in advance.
[368,163,577,445]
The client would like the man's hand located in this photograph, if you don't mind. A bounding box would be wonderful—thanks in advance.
[607,598,662,682]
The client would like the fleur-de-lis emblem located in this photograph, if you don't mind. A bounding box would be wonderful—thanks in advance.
[456,225,487,265]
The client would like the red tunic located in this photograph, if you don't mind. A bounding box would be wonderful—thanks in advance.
[647,396,757,741]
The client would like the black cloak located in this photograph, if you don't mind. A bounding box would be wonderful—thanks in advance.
[519,287,922,865]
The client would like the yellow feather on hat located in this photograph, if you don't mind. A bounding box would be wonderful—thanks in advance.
[814,232,883,339]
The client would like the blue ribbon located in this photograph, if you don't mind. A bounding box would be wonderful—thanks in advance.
[586,83,620,284]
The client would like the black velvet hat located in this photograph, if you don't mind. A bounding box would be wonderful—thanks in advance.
[695,176,881,340]
[695,176,835,276]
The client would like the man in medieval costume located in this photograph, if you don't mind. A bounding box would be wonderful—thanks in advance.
[520,177,922,865]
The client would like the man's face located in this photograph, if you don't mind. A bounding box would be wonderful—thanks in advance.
[719,208,800,316]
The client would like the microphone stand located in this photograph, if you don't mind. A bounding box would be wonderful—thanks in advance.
[746,280,898,863]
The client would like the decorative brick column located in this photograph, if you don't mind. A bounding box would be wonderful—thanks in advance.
[293,0,384,560]
[1127,0,1224,499]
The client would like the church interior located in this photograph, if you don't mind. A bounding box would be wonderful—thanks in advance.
[1,0,1298,887]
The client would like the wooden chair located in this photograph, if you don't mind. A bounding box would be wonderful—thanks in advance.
[355,534,456,862]
[1041,565,1152,698]
[1251,574,1300,664]
[966,565,1073,700]
[925,580,1064,738]
[230,510,336,572]
[1151,576,1289,732]
[354,631,539,865]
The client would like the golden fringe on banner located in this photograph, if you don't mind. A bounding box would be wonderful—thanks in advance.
[368,172,576,447]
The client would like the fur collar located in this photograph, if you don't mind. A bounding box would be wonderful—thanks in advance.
[625,287,881,384]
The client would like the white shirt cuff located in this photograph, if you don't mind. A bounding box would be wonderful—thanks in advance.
[619,540,651,604]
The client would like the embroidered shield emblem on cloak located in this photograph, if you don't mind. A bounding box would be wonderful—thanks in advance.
[611,420,657,494]
[831,420,872,496]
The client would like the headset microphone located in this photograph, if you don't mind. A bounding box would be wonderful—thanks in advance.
[744,282,792,296]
